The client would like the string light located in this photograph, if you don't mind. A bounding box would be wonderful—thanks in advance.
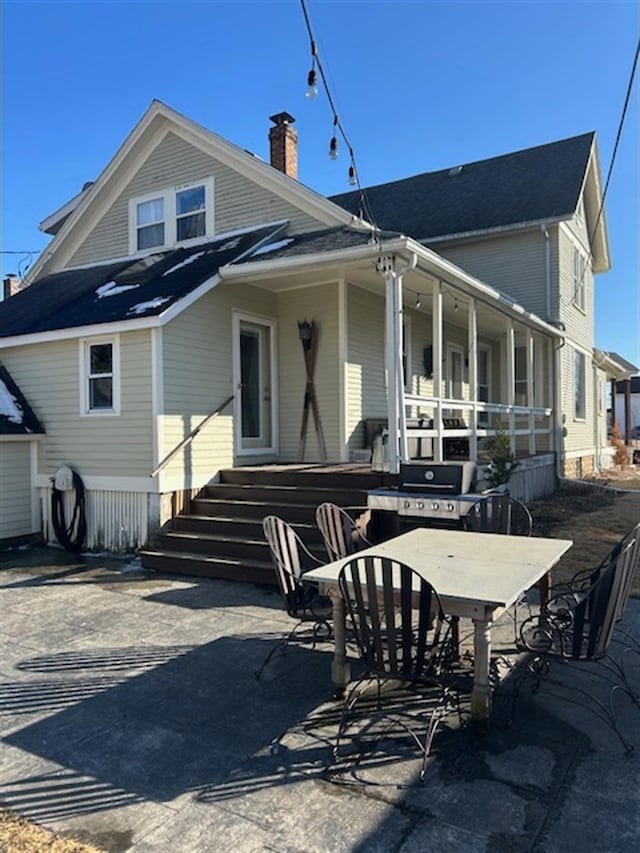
[328,118,339,160]
[348,164,357,186]
[306,63,318,99]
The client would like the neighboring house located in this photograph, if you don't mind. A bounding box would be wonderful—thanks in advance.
[0,100,632,550]
[612,374,640,441]
[0,363,45,544]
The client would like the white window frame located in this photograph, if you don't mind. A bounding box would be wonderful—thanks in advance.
[572,244,586,312]
[573,347,586,422]
[128,176,215,254]
[79,335,121,416]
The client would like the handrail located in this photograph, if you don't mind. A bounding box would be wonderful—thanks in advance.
[151,395,234,478]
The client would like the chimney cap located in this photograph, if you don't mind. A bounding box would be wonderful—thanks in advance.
[269,112,296,127]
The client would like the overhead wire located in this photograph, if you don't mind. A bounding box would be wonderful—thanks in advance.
[299,0,380,242]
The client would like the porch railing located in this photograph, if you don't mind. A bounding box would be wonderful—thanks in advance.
[402,393,553,462]
[151,395,234,478]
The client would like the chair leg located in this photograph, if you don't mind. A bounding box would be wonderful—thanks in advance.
[255,620,304,681]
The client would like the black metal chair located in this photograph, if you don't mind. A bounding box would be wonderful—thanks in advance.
[516,523,640,754]
[333,555,458,782]
[255,515,331,680]
[464,493,533,536]
[315,502,372,562]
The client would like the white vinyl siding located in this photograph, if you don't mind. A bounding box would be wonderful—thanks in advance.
[436,229,554,319]
[558,224,593,349]
[68,131,328,268]
[161,282,278,482]
[0,442,33,539]
[1,332,153,478]
[276,282,341,462]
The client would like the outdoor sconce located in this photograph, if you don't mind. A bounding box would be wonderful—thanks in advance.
[298,319,313,352]
[423,345,433,378]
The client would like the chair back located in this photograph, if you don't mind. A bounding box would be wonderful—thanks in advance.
[338,555,452,682]
[612,522,640,622]
[316,502,372,562]
[464,493,532,536]
[262,516,319,617]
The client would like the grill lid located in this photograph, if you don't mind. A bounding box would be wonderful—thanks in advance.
[399,461,477,495]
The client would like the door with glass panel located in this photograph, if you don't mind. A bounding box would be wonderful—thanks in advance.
[234,315,276,454]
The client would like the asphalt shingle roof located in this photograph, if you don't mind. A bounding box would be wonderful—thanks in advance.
[330,132,595,241]
[234,225,400,264]
[0,224,284,338]
[0,363,45,435]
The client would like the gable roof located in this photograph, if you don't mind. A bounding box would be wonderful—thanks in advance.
[0,363,45,435]
[25,100,358,284]
[0,223,283,341]
[331,132,596,242]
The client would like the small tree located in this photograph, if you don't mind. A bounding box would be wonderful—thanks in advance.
[483,426,519,489]
[610,421,629,470]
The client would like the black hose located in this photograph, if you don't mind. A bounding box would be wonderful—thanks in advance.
[51,470,87,554]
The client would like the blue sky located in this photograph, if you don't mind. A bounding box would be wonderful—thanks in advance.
[2,0,638,364]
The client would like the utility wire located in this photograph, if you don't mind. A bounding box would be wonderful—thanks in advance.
[299,0,380,240]
[567,37,639,307]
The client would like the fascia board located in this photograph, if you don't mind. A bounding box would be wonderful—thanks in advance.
[0,434,45,442]
[0,316,161,349]
[583,140,611,273]
[422,215,568,246]
[39,186,91,233]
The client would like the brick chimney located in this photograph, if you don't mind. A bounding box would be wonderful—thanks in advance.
[3,274,23,300]
[269,112,298,179]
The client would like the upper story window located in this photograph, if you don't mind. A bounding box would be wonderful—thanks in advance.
[129,177,214,254]
[572,245,587,312]
[80,336,120,416]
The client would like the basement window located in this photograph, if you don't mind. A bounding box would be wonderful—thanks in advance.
[129,177,214,253]
[80,336,120,416]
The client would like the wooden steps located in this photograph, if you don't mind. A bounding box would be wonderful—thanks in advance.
[139,464,395,585]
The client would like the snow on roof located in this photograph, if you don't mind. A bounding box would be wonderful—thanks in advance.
[96,281,141,298]
[127,297,171,316]
[0,379,24,424]
[250,238,294,257]
[161,251,206,277]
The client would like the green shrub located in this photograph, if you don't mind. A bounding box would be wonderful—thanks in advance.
[483,426,519,488]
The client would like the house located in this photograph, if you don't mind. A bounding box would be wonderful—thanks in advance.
[0,100,632,555]
[612,372,640,441]
[0,363,45,544]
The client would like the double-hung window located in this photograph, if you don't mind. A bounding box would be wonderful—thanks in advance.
[572,245,586,311]
[574,349,586,421]
[81,337,120,415]
[129,177,214,253]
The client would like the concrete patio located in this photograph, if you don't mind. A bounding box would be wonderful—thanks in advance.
[1,546,638,852]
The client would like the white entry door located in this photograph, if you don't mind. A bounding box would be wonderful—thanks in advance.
[233,313,277,455]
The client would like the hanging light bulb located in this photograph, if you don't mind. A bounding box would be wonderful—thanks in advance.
[415,293,421,309]
[454,297,459,312]
[328,134,338,160]
[348,164,357,186]
[306,67,318,99]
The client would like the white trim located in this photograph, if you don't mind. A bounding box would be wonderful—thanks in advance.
[232,310,278,458]
[39,185,93,233]
[338,278,348,461]
[563,447,597,461]
[0,433,45,442]
[2,316,160,349]
[35,473,157,492]
[151,327,164,472]
[403,314,412,392]
[79,334,121,416]
[30,440,40,533]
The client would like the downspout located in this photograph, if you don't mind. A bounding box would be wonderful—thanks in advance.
[541,224,552,321]
[554,336,566,479]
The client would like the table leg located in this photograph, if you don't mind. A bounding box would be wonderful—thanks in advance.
[329,587,350,699]
[470,615,492,730]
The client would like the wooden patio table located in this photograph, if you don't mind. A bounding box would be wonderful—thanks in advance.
[304,527,572,723]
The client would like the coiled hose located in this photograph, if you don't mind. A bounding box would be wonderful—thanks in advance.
[51,469,87,553]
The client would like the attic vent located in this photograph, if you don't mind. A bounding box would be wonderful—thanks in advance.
[448,166,463,177]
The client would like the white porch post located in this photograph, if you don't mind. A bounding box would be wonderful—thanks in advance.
[468,297,478,462]
[506,320,516,455]
[432,281,443,463]
[383,260,399,473]
[527,329,536,456]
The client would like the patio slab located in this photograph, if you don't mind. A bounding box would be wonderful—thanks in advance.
[1,546,639,853]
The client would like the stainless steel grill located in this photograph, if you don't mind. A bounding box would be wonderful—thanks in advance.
[368,461,483,523]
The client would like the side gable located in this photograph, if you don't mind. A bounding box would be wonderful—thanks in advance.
[28,100,355,282]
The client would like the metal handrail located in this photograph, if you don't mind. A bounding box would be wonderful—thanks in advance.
[151,395,234,478]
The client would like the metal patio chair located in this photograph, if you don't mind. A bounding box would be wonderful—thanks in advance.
[464,493,533,536]
[515,523,640,754]
[315,502,372,562]
[333,555,459,783]
[255,515,332,680]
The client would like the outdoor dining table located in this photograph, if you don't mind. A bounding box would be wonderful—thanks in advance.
[304,527,573,723]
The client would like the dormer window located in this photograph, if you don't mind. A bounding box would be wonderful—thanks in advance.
[129,177,214,254]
